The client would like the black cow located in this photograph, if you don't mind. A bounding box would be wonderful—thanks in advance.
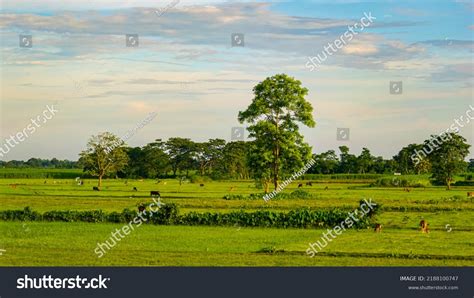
[306,182,313,186]
[93,186,100,191]
[200,184,205,187]
[133,187,138,191]
[298,183,303,188]
[150,191,161,197]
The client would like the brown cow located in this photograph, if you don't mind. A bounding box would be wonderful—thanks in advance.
[298,183,303,188]
[468,192,474,197]
[374,223,382,233]
[305,182,313,186]
[420,220,429,233]
[150,191,160,198]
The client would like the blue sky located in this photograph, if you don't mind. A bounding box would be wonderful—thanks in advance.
[0,0,473,160]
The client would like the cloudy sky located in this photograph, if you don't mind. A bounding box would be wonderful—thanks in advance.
[0,0,473,160]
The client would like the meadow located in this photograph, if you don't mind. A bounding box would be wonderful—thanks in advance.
[0,174,473,266]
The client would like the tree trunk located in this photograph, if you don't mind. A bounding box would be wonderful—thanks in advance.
[446,178,451,190]
[98,175,103,188]
[264,180,270,193]
[273,115,280,191]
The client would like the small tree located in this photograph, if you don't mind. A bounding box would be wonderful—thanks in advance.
[79,132,129,188]
[426,132,470,189]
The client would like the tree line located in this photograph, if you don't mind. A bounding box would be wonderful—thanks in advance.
[1,74,472,190]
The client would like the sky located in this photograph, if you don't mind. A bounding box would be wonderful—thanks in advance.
[0,0,473,161]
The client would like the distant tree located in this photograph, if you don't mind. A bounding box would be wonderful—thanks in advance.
[195,139,226,175]
[414,158,431,174]
[338,146,357,173]
[468,159,474,173]
[357,148,375,173]
[311,150,339,174]
[122,147,146,178]
[79,132,129,187]
[165,138,196,176]
[142,139,170,178]
[238,74,315,191]
[393,144,421,174]
[426,133,470,189]
[214,141,250,179]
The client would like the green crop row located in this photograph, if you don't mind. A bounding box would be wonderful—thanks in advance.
[0,203,378,229]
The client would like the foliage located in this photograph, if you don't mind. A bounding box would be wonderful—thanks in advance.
[238,74,315,191]
[79,132,129,187]
[425,133,470,189]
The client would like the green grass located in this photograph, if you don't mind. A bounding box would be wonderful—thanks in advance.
[0,176,473,266]
[0,222,472,266]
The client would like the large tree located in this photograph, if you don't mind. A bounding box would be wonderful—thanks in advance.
[426,132,470,189]
[79,132,129,187]
[238,74,315,191]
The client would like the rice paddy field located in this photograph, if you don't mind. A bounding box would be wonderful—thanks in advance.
[0,173,473,266]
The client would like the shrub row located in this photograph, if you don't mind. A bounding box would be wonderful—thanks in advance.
[0,203,378,229]
[223,189,312,200]
[372,177,429,188]
[303,174,383,180]
[453,180,474,186]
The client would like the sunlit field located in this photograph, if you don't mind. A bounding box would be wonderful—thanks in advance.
[0,175,473,266]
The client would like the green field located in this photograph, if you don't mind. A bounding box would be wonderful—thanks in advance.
[0,176,473,266]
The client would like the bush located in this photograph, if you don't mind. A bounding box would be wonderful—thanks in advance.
[223,190,313,201]
[373,177,429,188]
[189,175,212,184]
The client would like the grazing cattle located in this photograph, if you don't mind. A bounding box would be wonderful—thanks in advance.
[80,181,84,186]
[93,186,100,191]
[298,183,303,188]
[305,182,313,186]
[468,192,474,197]
[324,186,329,190]
[420,220,429,233]
[200,184,205,187]
[150,191,161,198]
[133,187,138,191]
[374,223,382,233]
[404,188,411,192]
[138,205,146,212]
[9,184,17,189]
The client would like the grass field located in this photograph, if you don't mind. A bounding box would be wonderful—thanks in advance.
[0,176,473,266]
